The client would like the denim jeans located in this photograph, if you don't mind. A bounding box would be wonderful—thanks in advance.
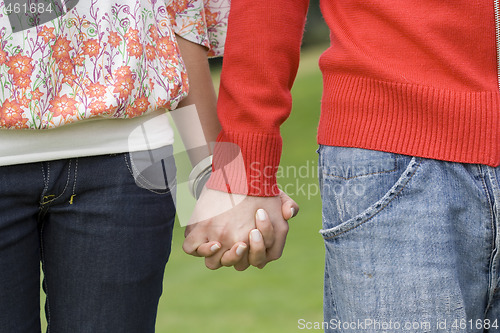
[318,145,500,332]
[0,149,176,333]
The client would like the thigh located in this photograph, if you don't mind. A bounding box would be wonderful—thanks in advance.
[318,146,492,333]
[0,163,43,333]
[40,150,176,333]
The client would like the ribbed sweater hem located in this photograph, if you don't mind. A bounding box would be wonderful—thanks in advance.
[206,131,282,196]
[318,74,500,167]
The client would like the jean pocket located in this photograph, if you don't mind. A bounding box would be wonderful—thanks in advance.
[318,146,420,239]
[124,145,177,195]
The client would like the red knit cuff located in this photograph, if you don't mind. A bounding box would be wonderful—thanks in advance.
[206,131,282,196]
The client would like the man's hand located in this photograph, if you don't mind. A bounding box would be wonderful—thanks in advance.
[183,188,298,270]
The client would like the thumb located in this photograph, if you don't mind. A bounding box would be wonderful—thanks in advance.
[279,190,299,220]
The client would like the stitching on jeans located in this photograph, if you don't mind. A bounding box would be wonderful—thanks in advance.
[488,166,500,301]
[323,156,398,180]
[40,163,50,206]
[124,153,172,195]
[40,160,72,205]
[69,158,78,204]
[40,162,49,195]
[126,153,169,193]
[323,158,421,240]
[38,218,51,331]
[481,166,499,315]
[40,164,46,191]
[479,167,495,260]
[46,162,50,190]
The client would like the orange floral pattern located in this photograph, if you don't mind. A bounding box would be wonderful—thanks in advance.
[127,41,143,58]
[82,39,101,58]
[86,83,107,99]
[31,88,44,101]
[38,26,55,43]
[0,100,26,128]
[51,36,72,61]
[108,32,122,48]
[0,0,229,129]
[173,0,230,57]
[88,100,112,116]
[49,94,78,119]
[127,96,151,118]
[0,48,7,66]
[6,54,33,78]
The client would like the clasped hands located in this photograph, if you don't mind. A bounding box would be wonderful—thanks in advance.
[183,188,299,270]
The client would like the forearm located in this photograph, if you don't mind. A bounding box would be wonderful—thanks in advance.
[207,0,310,196]
[174,35,221,166]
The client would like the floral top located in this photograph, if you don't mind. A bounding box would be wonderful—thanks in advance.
[0,0,230,129]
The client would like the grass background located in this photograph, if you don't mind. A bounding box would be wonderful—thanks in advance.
[40,45,327,333]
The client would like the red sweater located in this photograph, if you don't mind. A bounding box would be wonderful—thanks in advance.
[207,0,500,196]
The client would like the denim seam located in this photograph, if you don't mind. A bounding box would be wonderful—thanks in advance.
[483,166,500,314]
[322,158,421,240]
[39,160,72,206]
[69,158,78,204]
[39,219,51,332]
[40,162,49,196]
[478,168,495,316]
[322,156,398,180]
[479,167,495,250]
[124,153,172,195]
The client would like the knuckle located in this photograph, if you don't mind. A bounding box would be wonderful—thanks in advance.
[269,252,282,261]
[255,259,266,267]
[205,261,221,270]
[221,260,234,267]
[182,242,194,255]
[196,248,208,257]
[235,265,249,271]
[221,255,237,267]
[218,228,233,242]
[257,262,268,269]
[262,224,274,234]
[275,225,289,236]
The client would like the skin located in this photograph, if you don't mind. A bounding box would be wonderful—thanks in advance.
[184,189,298,270]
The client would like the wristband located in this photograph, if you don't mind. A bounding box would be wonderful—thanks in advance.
[188,155,212,199]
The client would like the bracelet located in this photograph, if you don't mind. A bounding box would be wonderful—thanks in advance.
[188,155,213,199]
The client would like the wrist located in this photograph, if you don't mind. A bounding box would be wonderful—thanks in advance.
[188,155,212,199]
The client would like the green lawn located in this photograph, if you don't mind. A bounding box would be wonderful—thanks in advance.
[40,45,327,333]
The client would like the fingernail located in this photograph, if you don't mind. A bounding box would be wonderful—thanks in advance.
[256,208,267,221]
[250,229,262,242]
[210,243,221,252]
[236,244,247,256]
[290,207,295,218]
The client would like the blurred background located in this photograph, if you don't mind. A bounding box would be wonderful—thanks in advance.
[41,1,329,332]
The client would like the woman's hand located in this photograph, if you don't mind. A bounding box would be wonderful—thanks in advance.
[183,189,298,270]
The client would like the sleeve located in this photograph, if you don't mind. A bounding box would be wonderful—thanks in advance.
[206,0,310,196]
[170,0,230,57]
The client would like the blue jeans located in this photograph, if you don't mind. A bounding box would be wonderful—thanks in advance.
[318,145,500,332]
[0,149,176,332]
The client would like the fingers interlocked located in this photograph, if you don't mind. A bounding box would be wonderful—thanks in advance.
[183,190,299,271]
